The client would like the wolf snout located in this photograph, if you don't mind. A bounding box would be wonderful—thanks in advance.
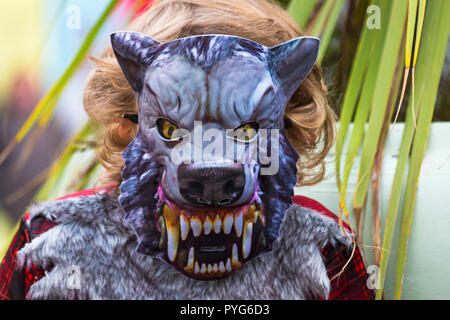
[178,163,245,207]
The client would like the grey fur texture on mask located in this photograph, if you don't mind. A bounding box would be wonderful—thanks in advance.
[17,191,351,300]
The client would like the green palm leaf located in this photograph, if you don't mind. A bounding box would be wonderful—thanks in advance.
[0,0,120,166]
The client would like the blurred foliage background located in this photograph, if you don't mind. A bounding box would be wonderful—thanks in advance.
[0,0,448,299]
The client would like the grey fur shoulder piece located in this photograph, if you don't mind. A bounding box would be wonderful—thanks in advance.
[17,191,351,300]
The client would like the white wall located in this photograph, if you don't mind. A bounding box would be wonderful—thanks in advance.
[296,122,450,299]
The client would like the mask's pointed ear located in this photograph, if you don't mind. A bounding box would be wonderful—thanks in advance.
[111,31,161,93]
[270,37,320,99]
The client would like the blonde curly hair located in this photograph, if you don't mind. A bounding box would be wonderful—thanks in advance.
[83,0,335,186]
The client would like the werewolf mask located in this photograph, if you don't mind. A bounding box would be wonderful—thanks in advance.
[112,32,319,280]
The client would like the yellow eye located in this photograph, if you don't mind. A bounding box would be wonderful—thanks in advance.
[156,118,180,141]
[232,122,259,142]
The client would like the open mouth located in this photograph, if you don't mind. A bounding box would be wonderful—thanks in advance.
[155,188,266,280]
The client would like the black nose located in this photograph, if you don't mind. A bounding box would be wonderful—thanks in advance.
[178,163,245,207]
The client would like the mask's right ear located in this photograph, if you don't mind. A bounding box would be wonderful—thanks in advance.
[111,31,160,93]
[270,37,319,100]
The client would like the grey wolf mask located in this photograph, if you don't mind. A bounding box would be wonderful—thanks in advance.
[111,31,319,280]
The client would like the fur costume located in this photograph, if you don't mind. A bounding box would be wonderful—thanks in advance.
[16,189,351,300]
[0,187,375,300]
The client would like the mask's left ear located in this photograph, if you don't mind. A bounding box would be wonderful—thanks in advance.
[270,37,320,100]
[111,31,161,93]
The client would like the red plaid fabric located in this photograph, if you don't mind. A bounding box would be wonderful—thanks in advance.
[0,189,374,300]
[0,215,57,299]
[322,242,374,300]
[292,195,375,300]
[0,218,30,300]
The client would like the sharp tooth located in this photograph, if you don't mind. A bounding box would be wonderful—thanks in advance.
[204,216,212,235]
[253,208,258,223]
[180,215,190,241]
[219,261,225,273]
[213,215,222,234]
[257,210,266,226]
[163,205,179,262]
[226,258,232,272]
[190,217,202,237]
[247,205,257,223]
[232,243,241,268]
[234,210,243,237]
[184,247,195,272]
[223,214,233,234]
[213,263,218,273]
[158,215,165,231]
[195,261,200,274]
[207,264,213,273]
[201,263,206,274]
[158,216,165,249]
[242,221,253,259]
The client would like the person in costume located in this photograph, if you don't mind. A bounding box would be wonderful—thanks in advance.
[0,0,374,300]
